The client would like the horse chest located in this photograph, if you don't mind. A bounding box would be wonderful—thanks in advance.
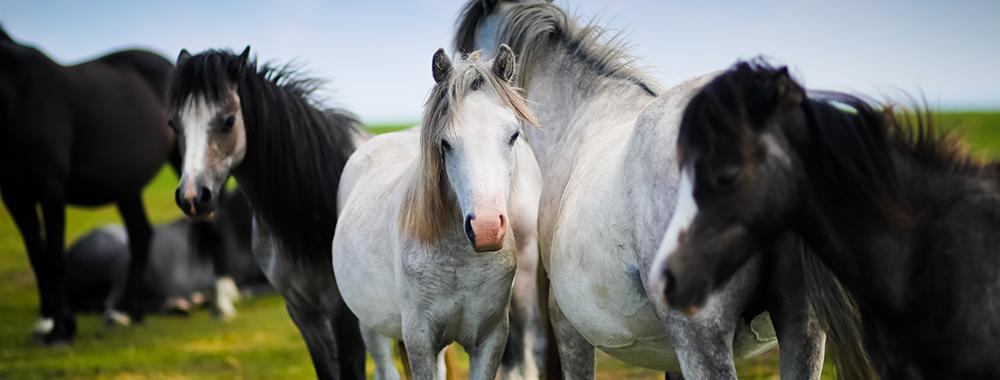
[400,241,517,339]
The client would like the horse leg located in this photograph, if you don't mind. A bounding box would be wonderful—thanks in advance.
[286,302,341,380]
[468,319,511,380]
[192,219,239,320]
[361,326,401,380]
[402,319,443,380]
[548,293,594,379]
[38,193,75,344]
[2,193,54,337]
[332,300,367,380]
[667,316,738,380]
[766,237,825,380]
[117,195,153,323]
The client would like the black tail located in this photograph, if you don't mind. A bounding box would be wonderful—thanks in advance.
[801,244,878,379]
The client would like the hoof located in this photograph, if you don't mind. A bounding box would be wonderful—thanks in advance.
[164,297,192,315]
[31,317,54,337]
[214,276,240,322]
[104,309,132,327]
[42,317,76,346]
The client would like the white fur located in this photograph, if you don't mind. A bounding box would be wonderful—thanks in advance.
[333,91,542,380]
[649,167,698,296]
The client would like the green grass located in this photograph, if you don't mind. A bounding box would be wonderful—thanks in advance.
[2,115,999,379]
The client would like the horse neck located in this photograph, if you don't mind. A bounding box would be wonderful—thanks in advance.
[518,45,658,169]
[231,80,355,255]
[793,151,937,314]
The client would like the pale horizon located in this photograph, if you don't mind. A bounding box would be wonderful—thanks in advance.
[2,0,998,124]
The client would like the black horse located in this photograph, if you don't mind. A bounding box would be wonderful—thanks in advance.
[166,47,367,380]
[67,189,267,317]
[658,60,1000,379]
[0,25,173,344]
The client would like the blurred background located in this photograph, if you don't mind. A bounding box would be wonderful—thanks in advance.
[1,0,998,378]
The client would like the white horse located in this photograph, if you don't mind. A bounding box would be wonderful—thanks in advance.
[455,1,827,379]
[333,46,543,380]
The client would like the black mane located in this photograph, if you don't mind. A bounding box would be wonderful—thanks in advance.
[684,61,988,220]
[168,49,360,261]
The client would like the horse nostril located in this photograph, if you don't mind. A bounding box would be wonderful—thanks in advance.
[663,269,677,296]
[198,186,212,204]
[498,214,506,228]
[464,213,476,244]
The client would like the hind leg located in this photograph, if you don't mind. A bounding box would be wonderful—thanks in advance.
[549,293,594,379]
[362,326,401,380]
[117,195,153,323]
[2,193,57,338]
[332,300,367,380]
[38,192,75,344]
[287,303,341,380]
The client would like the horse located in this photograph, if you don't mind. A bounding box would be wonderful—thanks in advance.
[66,189,266,318]
[167,47,367,380]
[0,24,173,344]
[656,60,1000,379]
[454,1,830,378]
[333,45,541,380]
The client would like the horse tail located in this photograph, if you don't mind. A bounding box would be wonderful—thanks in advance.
[538,263,563,380]
[800,243,878,380]
[395,342,458,380]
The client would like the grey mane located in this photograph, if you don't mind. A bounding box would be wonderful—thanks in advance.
[454,0,660,96]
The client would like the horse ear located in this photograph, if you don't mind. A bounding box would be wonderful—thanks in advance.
[493,44,516,83]
[176,49,191,65]
[229,46,251,83]
[432,48,452,83]
[773,67,804,107]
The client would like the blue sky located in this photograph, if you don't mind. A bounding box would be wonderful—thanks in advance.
[2,0,998,123]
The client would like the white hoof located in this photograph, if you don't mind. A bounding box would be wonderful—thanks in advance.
[31,317,54,336]
[104,309,132,327]
[214,276,240,321]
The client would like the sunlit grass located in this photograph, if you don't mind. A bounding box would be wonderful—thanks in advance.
[1,115,998,379]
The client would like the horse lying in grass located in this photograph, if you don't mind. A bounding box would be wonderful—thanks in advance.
[333,45,542,380]
[67,190,266,319]
[656,60,999,379]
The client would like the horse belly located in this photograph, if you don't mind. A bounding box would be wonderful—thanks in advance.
[549,223,680,370]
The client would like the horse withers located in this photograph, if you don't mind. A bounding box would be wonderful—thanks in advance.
[167,47,367,380]
[654,60,1000,379]
[332,46,542,380]
[0,25,172,344]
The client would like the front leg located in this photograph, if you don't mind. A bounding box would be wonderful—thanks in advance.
[402,318,444,380]
[467,319,511,380]
[766,236,825,380]
[549,291,595,380]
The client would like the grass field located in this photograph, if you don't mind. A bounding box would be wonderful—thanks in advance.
[2,114,999,379]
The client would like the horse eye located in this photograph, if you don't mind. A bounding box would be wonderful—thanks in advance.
[222,115,236,132]
[441,139,452,152]
[714,166,742,187]
[509,131,520,145]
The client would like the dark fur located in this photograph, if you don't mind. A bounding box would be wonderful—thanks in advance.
[67,190,265,313]
[0,24,173,344]
[167,48,366,380]
[675,60,1000,379]
[168,49,359,262]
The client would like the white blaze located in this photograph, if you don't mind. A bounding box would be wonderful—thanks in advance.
[649,167,699,293]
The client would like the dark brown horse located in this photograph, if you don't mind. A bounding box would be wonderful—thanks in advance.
[657,60,1000,379]
[0,25,173,344]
